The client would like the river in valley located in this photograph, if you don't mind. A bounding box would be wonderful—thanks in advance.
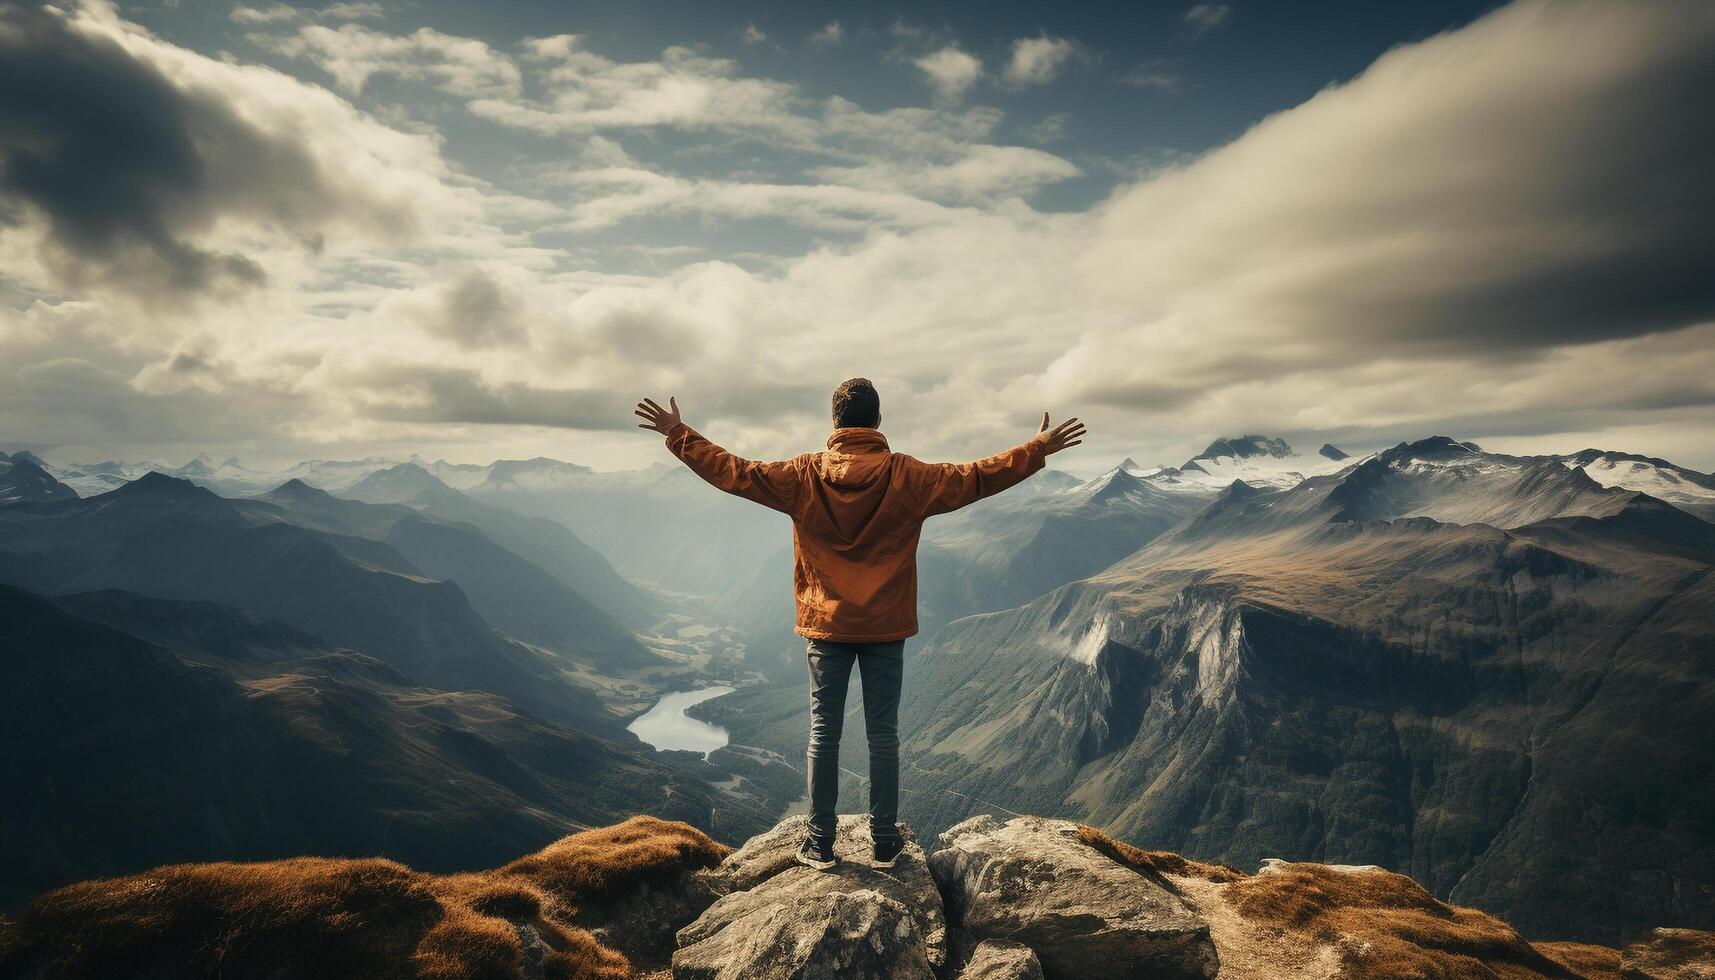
[626,685,734,755]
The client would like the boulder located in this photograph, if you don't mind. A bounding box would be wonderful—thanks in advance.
[1622,928,1715,979]
[929,815,1219,980]
[958,939,1045,980]
[672,815,947,979]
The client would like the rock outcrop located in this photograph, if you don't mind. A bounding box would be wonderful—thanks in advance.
[6,812,1714,980]
[672,815,946,979]
[929,815,1219,980]
[956,939,1045,979]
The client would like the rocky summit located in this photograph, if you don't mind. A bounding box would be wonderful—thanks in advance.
[4,813,1715,979]
[672,815,948,979]
[931,815,1217,980]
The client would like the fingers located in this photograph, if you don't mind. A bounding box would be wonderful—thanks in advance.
[1054,423,1087,444]
[1040,411,1050,433]
[669,395,679,414]
[636,397,667,433]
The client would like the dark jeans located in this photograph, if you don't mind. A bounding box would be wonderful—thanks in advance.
[805,639,904,845]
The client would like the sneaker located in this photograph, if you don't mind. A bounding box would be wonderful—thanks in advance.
[871,837,905,869]
[795,835,839,870]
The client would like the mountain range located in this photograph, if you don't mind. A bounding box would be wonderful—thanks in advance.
[0,583,772,910]
[875,437,1715,943]
[7,433,1715,944]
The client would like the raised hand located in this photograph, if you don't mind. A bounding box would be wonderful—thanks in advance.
[1032,412,1086,456]
[635,396,683,435]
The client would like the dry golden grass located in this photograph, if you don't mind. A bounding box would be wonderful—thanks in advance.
[1534,941,1621,979]
[1620,928,1715,977]
[503,815,730,908]
[0,815,724,980]
[1075,825,1246,884]
[1226,862,1583,979]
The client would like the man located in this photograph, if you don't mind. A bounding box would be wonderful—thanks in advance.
[635,379,1085,870]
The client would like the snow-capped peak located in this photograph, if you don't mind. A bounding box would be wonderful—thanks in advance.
[1145,435,1357,494]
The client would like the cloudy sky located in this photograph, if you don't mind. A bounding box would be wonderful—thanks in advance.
[2,0,1712,474]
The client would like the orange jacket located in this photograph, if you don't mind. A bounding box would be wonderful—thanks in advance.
[665,423,1045,642]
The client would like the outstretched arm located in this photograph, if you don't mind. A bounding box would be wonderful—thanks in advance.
[636,395,801,513]
[915,413,1086,517]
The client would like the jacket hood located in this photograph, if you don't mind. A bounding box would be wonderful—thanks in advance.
[819,428,892,490]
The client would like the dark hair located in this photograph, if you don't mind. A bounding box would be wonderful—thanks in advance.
[831,378,880,428]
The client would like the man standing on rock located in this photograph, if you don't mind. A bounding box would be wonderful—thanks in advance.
[636,379,1086,869]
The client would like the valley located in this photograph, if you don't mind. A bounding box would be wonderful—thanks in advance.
[3,433,1712,947]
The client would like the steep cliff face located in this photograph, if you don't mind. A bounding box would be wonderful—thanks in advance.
[892,440,1715,944]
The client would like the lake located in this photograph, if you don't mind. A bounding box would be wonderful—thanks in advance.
[627,685,734,755]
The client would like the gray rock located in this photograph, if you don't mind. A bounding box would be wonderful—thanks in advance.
[672,815,946,979]
[929,815,1219,980]
[958,939,1045,980]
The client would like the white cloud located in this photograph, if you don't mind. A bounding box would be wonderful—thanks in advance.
[323,2,383,20]
[467,38,810,141]
[1026,112,1071,144]
[809,21,843,46]
[1066,0,1715,412]
[551,167,963,232]
[1003,35,1076,86]
[1119,68,1181,92]
[811,145,1079,203]
[230,4,299,25]
[1182,4,1231,35]
[742,24,766,46]
[0,2,487,311]
[6,0,1714,476]
[260,23,523,98]
[232,2,382,25]
[913,46,982,101]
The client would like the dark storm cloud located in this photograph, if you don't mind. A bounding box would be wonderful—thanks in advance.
[350,364,631,430]
[421,271,526,348]
[0,4,411,301]
[3,354,297,445]
[1085,0,1715,374]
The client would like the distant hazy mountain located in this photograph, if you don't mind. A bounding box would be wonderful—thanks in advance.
[341,460,453,504]
[469,459,792,596]
[0,584,768,909]
[1141,434,1358,493]
[0,457,75,503]
[399,476,661,631]
[918,463,1210,619]
[262,474,660,646]
[1563,448,1715,522]
[0,473,613,730]
[333,463,659,630]
[883,436,1715,943]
